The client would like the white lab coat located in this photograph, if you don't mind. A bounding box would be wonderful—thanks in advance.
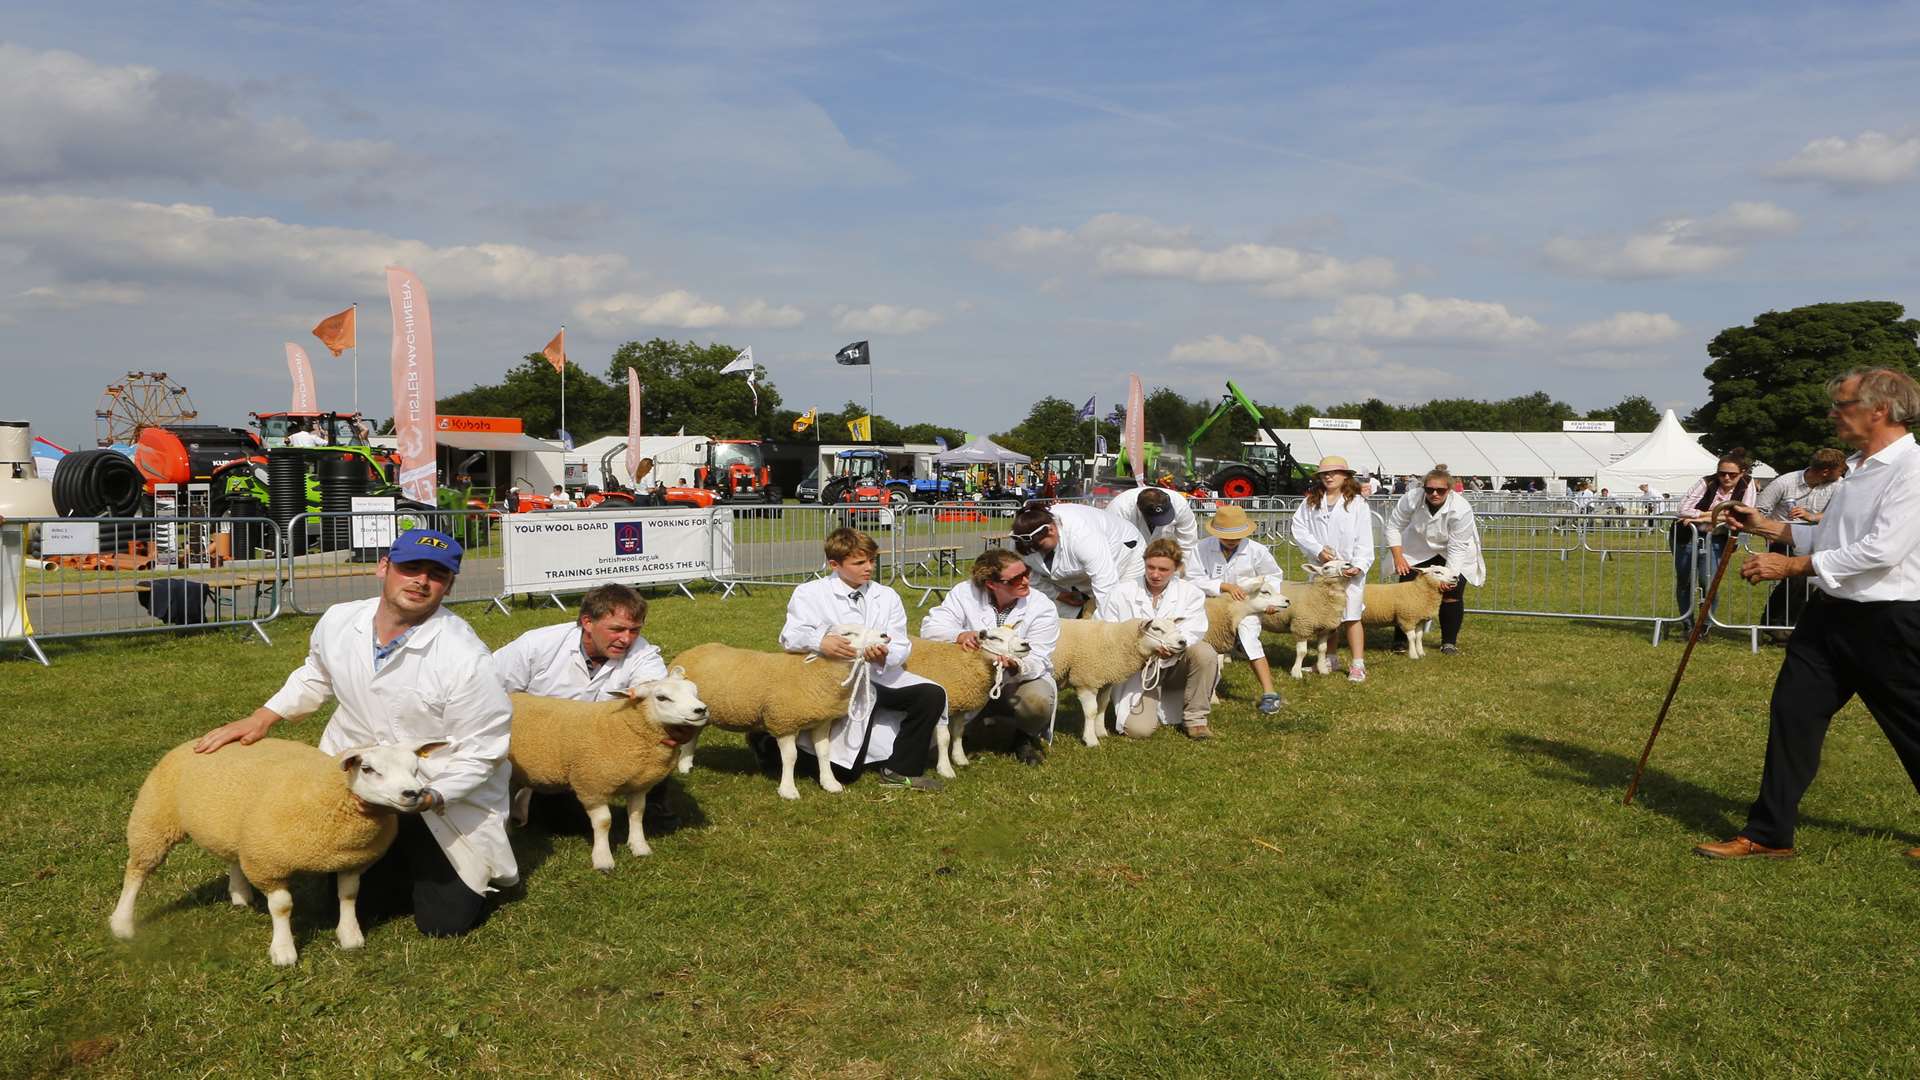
[1023,502,1145,620]
[1194,535,1284,657]
[920,584,1060,735]
[1292,494,1374,621]
[1108,576,1208,725]
[779,575,941,770]
[1385,489,1486,587]
[492,619,667,701]
[263,597,516,894]
[1106,487,1202,577]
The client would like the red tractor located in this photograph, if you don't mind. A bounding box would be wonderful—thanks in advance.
[694,439,782,503]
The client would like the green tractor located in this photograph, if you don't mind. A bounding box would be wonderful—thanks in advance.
[1185,381,1310,499]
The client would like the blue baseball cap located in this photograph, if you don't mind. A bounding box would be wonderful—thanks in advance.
[387,528,463,573]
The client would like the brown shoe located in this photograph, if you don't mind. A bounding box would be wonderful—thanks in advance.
[1184,723,1214,740]
[1693,836,1795,860]
[1904,847,1920,861]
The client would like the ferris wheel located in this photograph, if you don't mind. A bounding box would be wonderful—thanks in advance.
[95,371,198,446]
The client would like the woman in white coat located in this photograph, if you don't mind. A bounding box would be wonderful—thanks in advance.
[1194,504,1285,713]
[1290,456,1375,683]
[1387,464,1486,654]
[1112,539,1220,739]
[920,550,1059,764]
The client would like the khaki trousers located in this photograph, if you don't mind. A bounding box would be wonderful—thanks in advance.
[1123,642,1221,737]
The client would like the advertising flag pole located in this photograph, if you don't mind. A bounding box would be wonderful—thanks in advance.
[559,324,567,444]
[868,358,875,443]
[351,303,359,418]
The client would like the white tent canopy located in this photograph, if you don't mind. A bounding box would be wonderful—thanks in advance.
[1595,409,1773,496]
[934,437,1030,465]
[1252,427,1663,480]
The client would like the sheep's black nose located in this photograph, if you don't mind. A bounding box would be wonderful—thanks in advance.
[694,705,708,715]
[401,789,420,799]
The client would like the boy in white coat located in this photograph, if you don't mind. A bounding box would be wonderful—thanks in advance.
[1194,504,1285,714]
[1291,456,1376,683]
[779,528,948,790]
[920,549,1060,764]
[1113,539,1219,739]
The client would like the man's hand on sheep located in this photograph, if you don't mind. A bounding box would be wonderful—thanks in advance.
[863,643,888,664]
[1057,589,1088,607]
[956,631,981,651]
[819,633,859,660]
[194,709,280,754]
[1342,566,1364,578]
[1221,580,1248,601]
[1392,552,1413,577]
[1318,547,1337,563]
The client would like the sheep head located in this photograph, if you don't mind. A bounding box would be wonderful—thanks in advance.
[1237,576,1290,615]
[1301,559,1356,585]
[978,625,1031,664]
[1416,565,1462,590]
[334,741,446,813]
[626,665,709,744]
[1139,616,1186,656]
[831,623,893,655]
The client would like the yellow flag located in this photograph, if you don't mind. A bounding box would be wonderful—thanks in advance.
[792,408,816,433]
[847,414,871,441]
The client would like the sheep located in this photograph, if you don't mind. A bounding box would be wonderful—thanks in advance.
[1052,617,1188,748]
[1257,582,1313,634]
[1201,577,1292,655]
[110,738,442,966]
[507,669,709,872]
[671,625,892,801]
[1361,565,1462,659]
[903,626,1032,778]
[1286,560,1359,679]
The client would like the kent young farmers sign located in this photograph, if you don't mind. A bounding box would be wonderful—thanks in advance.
[501,508,727,592]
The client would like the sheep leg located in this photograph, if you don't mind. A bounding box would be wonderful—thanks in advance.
[948,712,972,769]
[1316,632,1335,675]
[111,805,183,941]
[775,733,802,800]
[1407,620,1425,660]
[808,724,843,794]
[267,887,297,966]
[1290,639,1308,679]
[626,794,652,857]
[676,729,700,775]
[933,715,957,779]
[1076,686,1102,747]
[335,870,364,950]
[109,860,157,941]
[228,863,253,906]
[510,787,532,827]
[585,803,617,872]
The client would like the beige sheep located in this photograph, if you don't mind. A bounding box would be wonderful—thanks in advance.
[1287,560,1359,679]
[1201,577,1292,655]
[671,626,891,800]
[1053,617,1187,748]
[1258,581,1313,634]
[508,669,709,872]
[903,627,1031,778]
[110,738,442,966]
[1360,565,1462,659]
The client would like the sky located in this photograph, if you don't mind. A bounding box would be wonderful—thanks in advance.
[6,1,1920,450]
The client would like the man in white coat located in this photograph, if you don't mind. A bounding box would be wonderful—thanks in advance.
[194,529,515,937]
[1112,538,1218,739]
[1387,465,1486,655]
[493,583,677,826]
[1106,486,1201,574]
[1010,501,1144,620]
[778,527,948,790]
[921,549,1060,764]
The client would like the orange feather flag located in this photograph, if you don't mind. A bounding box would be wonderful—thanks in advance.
[542,329,566,373]
[311,305,356,357]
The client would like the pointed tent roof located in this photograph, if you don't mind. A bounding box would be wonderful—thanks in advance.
[934,436,1030,465]
[1595,409,1773,495]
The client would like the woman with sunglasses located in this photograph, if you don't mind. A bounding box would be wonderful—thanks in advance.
[1672,451,1755,634]
[1386,464,1485,655]
[1009,501,1145,620]
[1290,455,1376,682]
[920,550,1060,765]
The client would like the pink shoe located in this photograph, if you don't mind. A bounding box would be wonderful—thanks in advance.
[1347,663,1367,684]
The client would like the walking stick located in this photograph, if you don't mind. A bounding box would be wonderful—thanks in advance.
[1624,529,1743,805]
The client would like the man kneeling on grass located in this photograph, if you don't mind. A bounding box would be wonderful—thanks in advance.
[766,527,948,791]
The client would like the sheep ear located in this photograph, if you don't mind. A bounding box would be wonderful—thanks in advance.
[668,664,687,679]
[1301,563,1316,576]
[335,750,364,772]
[412,741,450,759]
[624,685,643,700]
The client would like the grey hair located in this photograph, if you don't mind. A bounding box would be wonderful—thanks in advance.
[1829,367,1920,426]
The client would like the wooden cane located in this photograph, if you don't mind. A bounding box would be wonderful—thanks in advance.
[1623,529,1743,805]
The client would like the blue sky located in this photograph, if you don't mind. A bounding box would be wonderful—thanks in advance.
[6,2,1919,449]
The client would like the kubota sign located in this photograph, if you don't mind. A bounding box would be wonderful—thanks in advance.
[436,416,523,434]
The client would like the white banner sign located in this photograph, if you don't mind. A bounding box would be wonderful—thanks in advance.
[1563,419,1616,432]
[1308,416,1363,430]
[502,507,727,592]
[42,521,101,555]
[350,496,398,549]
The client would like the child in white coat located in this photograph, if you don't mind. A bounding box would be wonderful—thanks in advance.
[1194,505,1285,713]
[1291,456,1375,682]
[1112,539,1219,739]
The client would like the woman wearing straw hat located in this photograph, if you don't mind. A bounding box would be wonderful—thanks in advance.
[1196,504,1285,713]
[1290,456,1376,682]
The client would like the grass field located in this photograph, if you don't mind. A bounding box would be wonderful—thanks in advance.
[5,588,1917,1078]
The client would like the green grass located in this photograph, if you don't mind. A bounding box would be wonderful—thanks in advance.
[4,590,1917,1077]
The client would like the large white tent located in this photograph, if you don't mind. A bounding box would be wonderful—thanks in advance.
[1250,428,1646,479]
[1595,410,1773,495]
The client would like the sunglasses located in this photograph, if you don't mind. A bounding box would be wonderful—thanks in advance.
[992,568,1031,587]
[1717,471,1741,478]
[1423,486,1449,494]
[1009,524,1051,554]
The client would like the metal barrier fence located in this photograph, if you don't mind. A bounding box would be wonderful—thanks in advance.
[285,508,507,615]
[708,503,886,595]
[4,515,285,664]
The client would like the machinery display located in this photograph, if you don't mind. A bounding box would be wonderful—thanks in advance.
[693,439,782,504]
[1184,380,1309,499]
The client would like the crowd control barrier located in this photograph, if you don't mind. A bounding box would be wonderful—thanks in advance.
[284,508,507,616]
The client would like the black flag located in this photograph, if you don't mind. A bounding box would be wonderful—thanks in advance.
[835,340,871,366]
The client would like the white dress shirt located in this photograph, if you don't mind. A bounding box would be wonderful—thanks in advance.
[1109,576,1208,724]
[492,619,667,701]
[1291,495,1375,571]
[920,583,1059,682]
[1192,536,1283,596]
[1386,489,1486,586]
[1023,502,1146,620]
[263,597,516,893]
[1106,487,1202,576]
[1790,434,1920,602]
[1754,469,1839,524]
[779,574,940,769]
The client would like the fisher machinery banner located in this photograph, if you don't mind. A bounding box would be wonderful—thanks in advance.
[501,508,732,591]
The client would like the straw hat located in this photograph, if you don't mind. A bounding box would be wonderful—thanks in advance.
[1316,455,1352,474]
[1206,504,1258,540]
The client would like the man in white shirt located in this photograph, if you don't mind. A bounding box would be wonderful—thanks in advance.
[286,421,325,447]
[548,485,575,509]
[1387,466,1486,655]
[1107,486,1200,571]
[1011,501,1145,620]
[1751,448,1848,634]
[193,529,515,935]
[1697,368,1920,860]
[494,583,673,826]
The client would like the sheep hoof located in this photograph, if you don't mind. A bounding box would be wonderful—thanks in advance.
[676,757,695,776]
[777,785,801,801]
[109,915,134,941]
[1081,732,1101,748]
[269,941,298,967]
[936,760,956,780]
[337,926,365,951]
[627,842,652,857]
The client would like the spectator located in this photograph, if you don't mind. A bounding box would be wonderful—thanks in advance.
[1387,465,1485,655]
[1112,539,1219,739]
[1752,447,1849,637]
[1011,501,1145,620]
[1672,451,1757,634]
[1193,505,1285,714]
[286,420,324,447]
[1290,456,1374,682]
[549,484,574,509]
[1571,481,1597,513]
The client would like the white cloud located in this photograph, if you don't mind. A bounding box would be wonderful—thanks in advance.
[833,304,943,334]
[1565,311,1683,349]
[1542,201,1799,280]
[990,214,1396,299]
[1166,333,1463,401]
[574,291,804,330]
[1770,130,1920,190]
[15,281,146,309]
[1309,292,1542,344]
[0,43,392,186]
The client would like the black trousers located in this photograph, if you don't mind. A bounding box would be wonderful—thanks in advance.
[1741,595,1920,848]
[865,682,946,776]
[358,814,487,937]
[1392,555,1467,646]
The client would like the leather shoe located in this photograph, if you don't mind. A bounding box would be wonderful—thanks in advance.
[1903,847,1920,861]
[1693,836,1795,860]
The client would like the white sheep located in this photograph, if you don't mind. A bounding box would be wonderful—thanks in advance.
[1201,577,1292,655]
[1361,565,1462,659]
[1287,560,1359,679]
[1052,617,1188,748]
[902,627,1031,778]
[1257,581,1313,635]
[507,669,709,872]
[111,738,442,966]
[671,625,891,800]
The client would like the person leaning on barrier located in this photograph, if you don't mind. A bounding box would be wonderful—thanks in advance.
[920,550,1060,765]
[1694,367,1920,860]
[1387,465,1485,656]
[1105,485,1201,574]
[1670,450,1756,635]
[1194,504,1285,714]
[192,529,516,937]
[1752,447,1849,639]
[1010,500,1144,620]
[492,583,679,828]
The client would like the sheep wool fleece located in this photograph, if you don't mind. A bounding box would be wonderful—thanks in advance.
[263,597,516,894]
[493,619,668,700]
[779,576,944,770]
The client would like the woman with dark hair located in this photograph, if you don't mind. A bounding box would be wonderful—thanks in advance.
[1671,450,1756,633]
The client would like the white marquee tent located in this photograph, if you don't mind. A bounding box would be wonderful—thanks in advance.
[1595,410,1773,495]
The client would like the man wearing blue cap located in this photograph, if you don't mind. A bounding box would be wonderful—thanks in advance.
[194,529,516,938]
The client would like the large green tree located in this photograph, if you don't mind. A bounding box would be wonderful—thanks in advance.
[1583,395,1660,431]
[1690,301,1920,465]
